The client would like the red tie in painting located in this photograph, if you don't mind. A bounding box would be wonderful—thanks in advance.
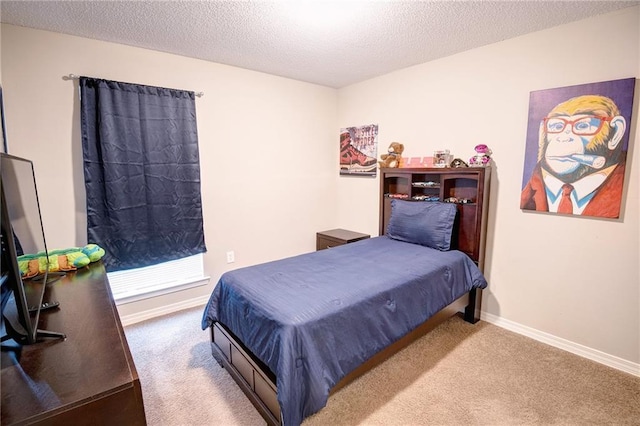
[558,183,574,214]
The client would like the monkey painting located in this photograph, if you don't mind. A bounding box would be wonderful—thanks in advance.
[520,80,635,219]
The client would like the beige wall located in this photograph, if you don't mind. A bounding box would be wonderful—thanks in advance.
[2,7,638,371]
[338,7,640,367]
[1,24,338,317]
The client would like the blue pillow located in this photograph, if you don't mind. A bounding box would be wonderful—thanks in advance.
[387,200,457,250]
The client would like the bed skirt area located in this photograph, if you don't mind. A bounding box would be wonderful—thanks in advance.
[208,290,475,426]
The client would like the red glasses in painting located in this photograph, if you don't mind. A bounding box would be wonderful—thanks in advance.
[543,115,612,136]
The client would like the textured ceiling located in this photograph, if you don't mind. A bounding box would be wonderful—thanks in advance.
[1,1,638,88]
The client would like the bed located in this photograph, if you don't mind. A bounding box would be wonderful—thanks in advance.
[201,190,490,426]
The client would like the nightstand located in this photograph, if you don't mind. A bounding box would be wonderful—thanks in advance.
[316,229,370,251]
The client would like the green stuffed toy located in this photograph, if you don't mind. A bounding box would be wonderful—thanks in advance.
[18,244,106,278]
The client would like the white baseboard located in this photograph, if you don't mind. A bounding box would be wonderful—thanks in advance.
[481,312,640,378]
[119,298,639,377]
[118,294,210,326]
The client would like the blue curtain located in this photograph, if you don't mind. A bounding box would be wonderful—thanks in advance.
[79,77,206,272]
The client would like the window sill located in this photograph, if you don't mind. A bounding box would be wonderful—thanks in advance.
[113,275,210,305]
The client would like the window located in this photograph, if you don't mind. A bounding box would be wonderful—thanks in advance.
[79,77,207,292]
[107,253,208,303]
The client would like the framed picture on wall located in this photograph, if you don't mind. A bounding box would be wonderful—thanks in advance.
[339,124,378,176]
[520,78,636,219]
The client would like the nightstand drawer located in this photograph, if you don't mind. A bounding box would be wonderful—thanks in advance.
[316,229,370,251]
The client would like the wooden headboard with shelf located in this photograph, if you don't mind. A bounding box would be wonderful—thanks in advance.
[379,167,491,271]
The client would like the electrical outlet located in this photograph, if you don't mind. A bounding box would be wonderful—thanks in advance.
[226,251,235,263]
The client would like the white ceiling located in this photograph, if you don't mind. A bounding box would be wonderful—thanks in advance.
[1,1,638,88]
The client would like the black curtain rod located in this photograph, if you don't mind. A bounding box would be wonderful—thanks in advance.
[64,74,204,98]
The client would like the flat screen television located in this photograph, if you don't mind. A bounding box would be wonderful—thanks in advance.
[1,152,64,345]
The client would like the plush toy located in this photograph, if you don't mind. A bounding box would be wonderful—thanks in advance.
[469,144,492,167]
[450,158,469,168]
[379,142,405,168]
[18,244,106,279]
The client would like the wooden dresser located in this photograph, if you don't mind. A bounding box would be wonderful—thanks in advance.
[1,262,146,425]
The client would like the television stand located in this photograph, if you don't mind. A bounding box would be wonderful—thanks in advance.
[1,297,66,344]
[1,320,66,345]
[1,261,146,425]
[35,328,66,339]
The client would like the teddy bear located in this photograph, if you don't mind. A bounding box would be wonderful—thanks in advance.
[469,144,492,167]
[379,142,404,168]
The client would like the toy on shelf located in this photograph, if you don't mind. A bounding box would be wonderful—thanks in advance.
[450,158,469,168]
[379,142,404,168]
[433,150,452,168]
[469,144,492,167]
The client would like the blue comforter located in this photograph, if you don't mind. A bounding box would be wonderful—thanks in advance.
[201,236,487,425]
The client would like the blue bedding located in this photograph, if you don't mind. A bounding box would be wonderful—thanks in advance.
[201,236,487,425]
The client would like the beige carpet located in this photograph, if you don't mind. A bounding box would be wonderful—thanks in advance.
[124,306,639,425]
